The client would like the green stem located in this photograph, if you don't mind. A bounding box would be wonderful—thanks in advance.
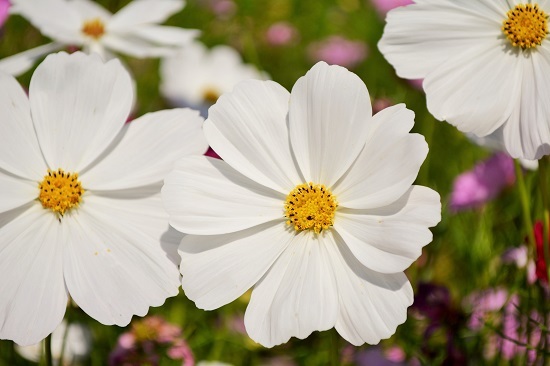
[515,161,535,254]
[539,157,550,282]
[44,334,53,366]
[330,331,340,366]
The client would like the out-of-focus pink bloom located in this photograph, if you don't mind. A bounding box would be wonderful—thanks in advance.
[407,78,423,91]
[209,0,236,18]
[0,0,10,27]
[384,347,406,363]
[265,22,298,46]
[308,36,368,69]
[465,288,508,331]
[355,346,409,365]
[370,0,413,17]
[109,315,193,366]
[372,98,393,114]
[450,152,515,212]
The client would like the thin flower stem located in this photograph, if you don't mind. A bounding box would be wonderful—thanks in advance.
[515,160,535,255]
[539,157,550,282]
[330,331,340,366]
[44,333,53,366]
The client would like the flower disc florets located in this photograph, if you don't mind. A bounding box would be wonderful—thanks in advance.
[284,182,337,233]
[503,4,548,49]
[82,18,105,39]
[38,168,84,216]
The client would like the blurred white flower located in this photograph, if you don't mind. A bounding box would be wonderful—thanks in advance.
[15,321,92,365]
[162,61,441,347]
[160,41,268,116]
[0,51,207,346]
[0,0,198,76]
[379,1,550,159]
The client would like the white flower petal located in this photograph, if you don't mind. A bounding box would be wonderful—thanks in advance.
[126,25,199,47]
[334,186,441,274]
[70,0,112,20]
[101,33,179,58]
[107,0,184,31]
[424,43,522,137]
[11,0,83,44]
[333,105,427,209]
[378,0,505,79]
[0,43,64,77]
[0,172,38,214]
[0,71,46,180]
[0,205,68,346]
[327,234,413,346]
[288,61,372,187]
[162,156,284,235]
[205,80,301,193]
[503,47,550,159]
[82,185,182,265]
[63,197,180,326]
[82,108,207,190]
[244,232,339,348]
[179,221,293,311]
[29,52,133,172]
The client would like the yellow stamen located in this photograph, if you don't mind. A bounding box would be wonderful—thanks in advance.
[82,18,105,39]
[38,168,84,216]
[503,4,548,49]
[202,87,221,104]
[284,182,337,234]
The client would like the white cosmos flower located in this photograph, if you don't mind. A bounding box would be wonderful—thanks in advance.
[0,0,198,76]
[0,51,208,346]
[378,0,550,160]
[162,61,441,347]
[160,41,268,116]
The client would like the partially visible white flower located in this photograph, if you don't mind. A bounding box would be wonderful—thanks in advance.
[15,321,92,365]
[0,51,208,346]
[378,0,550,160]
[0,0,199,76]
[160,41,268,116]
[162,61,441,347]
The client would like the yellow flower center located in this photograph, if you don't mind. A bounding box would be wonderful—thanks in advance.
[284,182,337,234]
[82,18,105,39]
[38,168,84,216]
[202,87,221,104]
[502,4,548,49]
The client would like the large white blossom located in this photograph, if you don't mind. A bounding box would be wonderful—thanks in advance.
[0,0,198,76]
[162,61,441,347]
[0,51,208,346]
[379,0,550,160]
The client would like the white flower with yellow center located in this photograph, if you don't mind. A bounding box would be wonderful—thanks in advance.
[379,0,550,160]
[0,0,198,76]
[160,41,268,116]
[162,61,441,347]
[0,51,208,346]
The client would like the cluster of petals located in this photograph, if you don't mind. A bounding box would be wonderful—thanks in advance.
[0,0,198,76]
[162,61,441,347]
[0,51,207,346]
[379,0,550,159]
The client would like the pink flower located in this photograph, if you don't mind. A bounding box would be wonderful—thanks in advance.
[308,36,367,68]
[370,0,413,17]
[265,22,298,46]
[450,152,515,212]
[465,288,508,331]
[0,0,10,27]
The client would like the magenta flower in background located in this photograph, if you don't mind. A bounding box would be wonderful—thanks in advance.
[109,315,194,366]
[308,36,367,68]
[465,288,508,331]
[370,0,413,17]
[0,0,9,27]
[450,152,515,212]
[265,22,298,46]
